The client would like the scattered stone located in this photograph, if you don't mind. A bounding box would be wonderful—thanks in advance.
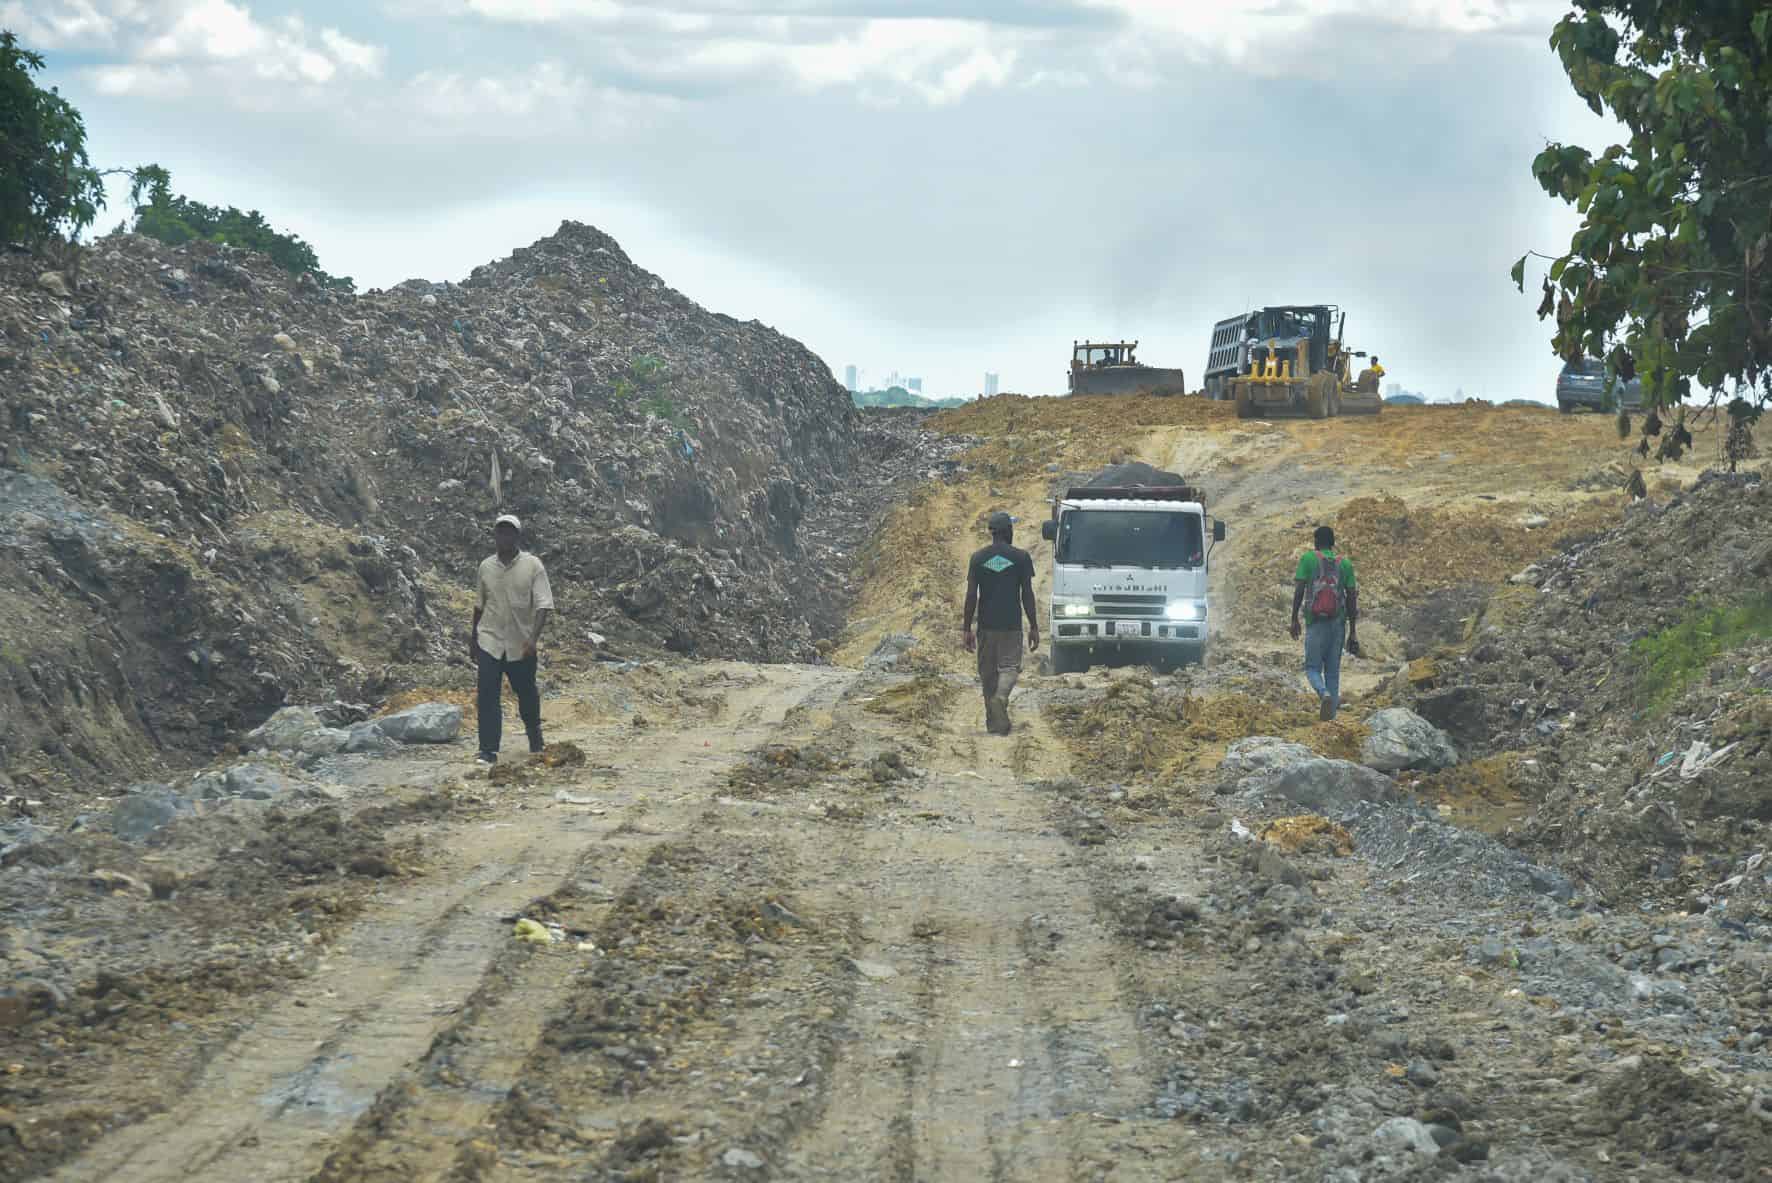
[1219,736,1317,782]
[848,958,897,980]
[36,271,70,298]
[344,721,399,754]
[1360,708,1458,773]
[1244,758,1399,814]
[1371,1116,1440,1159]
[0,819,62,868]
[108,785,194,842]
[375,703,463,744]
[190,762,310,801]
[1405,1059,1440,1087]
[864,633,918,669]
[0,978,67,1028]
[1410,686,1487,748]
[721,1148,765,1170]
[89,868,153,898]
[246,707,350,756]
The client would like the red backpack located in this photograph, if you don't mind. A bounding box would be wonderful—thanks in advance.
[1308,550,1344,621]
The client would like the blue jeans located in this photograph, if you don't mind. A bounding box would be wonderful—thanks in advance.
[1303,617,1345,704]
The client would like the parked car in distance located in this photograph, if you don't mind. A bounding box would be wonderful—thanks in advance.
[1556,358,1642,413]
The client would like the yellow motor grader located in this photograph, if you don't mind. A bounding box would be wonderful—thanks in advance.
[1204,305,1383,419]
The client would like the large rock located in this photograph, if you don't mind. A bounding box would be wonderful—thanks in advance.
[1371,1116,1440,1160]
[189,761,339,802]
[246,706,350,756]
[376,703,463,743]
[864,633,917,670]
[344,721,399,754]
[1219,736,1317,781]
[1360,708,1459,773]
[1411,685,1488,750]
[108,785,194,842]
[1248,758,1401,814]
[0,819,63,868]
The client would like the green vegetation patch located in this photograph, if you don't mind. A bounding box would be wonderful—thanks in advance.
[1631,593,1772,714]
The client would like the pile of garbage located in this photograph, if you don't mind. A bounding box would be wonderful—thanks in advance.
[1398,470,1772,908]
[0,221,865,791]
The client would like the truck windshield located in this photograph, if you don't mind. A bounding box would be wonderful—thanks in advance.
[1057,510,1203,569]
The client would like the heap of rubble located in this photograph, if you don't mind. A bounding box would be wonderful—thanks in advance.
[0,222,877,790]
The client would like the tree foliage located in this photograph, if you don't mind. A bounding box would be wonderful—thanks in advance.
[0,30,106,245]
[1518,2,1770,457]
[128,165,354,291]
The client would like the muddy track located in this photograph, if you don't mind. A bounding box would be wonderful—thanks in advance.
[45,664,848,1183]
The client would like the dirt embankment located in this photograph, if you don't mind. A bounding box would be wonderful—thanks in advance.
[1,223,896,794]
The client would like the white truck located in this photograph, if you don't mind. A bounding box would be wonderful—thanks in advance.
[1039,466,1225,674]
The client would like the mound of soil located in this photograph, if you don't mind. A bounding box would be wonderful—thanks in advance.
[1407,471,1772,905]
[0,222,916,792]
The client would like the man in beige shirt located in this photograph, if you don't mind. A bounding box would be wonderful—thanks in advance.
[471,514,553,763]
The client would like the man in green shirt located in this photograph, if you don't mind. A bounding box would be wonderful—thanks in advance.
[1289,525,1360,720]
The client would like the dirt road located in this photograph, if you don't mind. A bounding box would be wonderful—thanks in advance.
[14,399,1769,1182]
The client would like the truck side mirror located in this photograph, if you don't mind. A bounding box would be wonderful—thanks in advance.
[1041,520,1057,542]
[1213,519,1227,542]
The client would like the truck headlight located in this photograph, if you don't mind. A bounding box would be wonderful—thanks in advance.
[1060,602,1091,617]
[1165,600,1203,621]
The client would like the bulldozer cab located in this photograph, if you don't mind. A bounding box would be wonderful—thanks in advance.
[1074,341,1139,370]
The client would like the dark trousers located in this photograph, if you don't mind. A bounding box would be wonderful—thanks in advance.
[477,650,541,754]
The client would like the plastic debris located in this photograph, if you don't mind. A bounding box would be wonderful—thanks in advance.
[513,918,555,944]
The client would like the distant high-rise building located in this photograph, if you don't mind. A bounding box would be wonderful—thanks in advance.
[984,372,1000,397]
[843,364,858,392]
[908,377,923,393]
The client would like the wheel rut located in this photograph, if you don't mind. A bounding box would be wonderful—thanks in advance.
[45,663,847,1183]
[779,676,1182,1181]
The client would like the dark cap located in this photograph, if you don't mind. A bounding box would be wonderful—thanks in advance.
[987,511,1015,532]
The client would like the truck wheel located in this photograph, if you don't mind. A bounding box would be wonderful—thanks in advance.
[1558,400,1573,415]
[1234,389,1255,419]
[1051,647,1088,675]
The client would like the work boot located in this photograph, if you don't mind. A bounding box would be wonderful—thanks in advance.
[984,696,1006,735]
[477,751,498,765]
[1318,694,1336,722]
[527,728,545,754]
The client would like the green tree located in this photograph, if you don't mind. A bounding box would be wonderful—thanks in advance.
[1516,2,1769,463]
[0,30,106,245]
[128,165,354,291]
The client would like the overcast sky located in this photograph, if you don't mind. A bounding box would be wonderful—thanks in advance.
[15,0,1612,401]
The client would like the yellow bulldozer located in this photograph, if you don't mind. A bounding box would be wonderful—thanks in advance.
[1202,305,1383,419]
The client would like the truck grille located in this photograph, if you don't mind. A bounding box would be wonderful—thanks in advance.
[1092,594,1167,617]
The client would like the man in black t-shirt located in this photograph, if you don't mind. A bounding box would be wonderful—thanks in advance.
[963,511,1039,735]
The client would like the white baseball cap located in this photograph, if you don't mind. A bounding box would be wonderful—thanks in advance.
[494,513,521,530]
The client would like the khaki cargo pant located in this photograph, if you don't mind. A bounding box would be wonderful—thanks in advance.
[977,629,1024,734]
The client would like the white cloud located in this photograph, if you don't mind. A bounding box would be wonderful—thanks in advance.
[404,60,589,119]
[1088,0,1568,63]
[0,0,118,48]
[320,28,386,76]
[22,1,387,96]
[140,0,266,61]
[87,61,191,96]
[463,0,628,22]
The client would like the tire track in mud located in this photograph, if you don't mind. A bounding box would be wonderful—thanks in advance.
[773,673,1193,1181]
[45,664,848,1183]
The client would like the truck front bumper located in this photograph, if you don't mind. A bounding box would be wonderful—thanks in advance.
[1052,619,1204,645]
